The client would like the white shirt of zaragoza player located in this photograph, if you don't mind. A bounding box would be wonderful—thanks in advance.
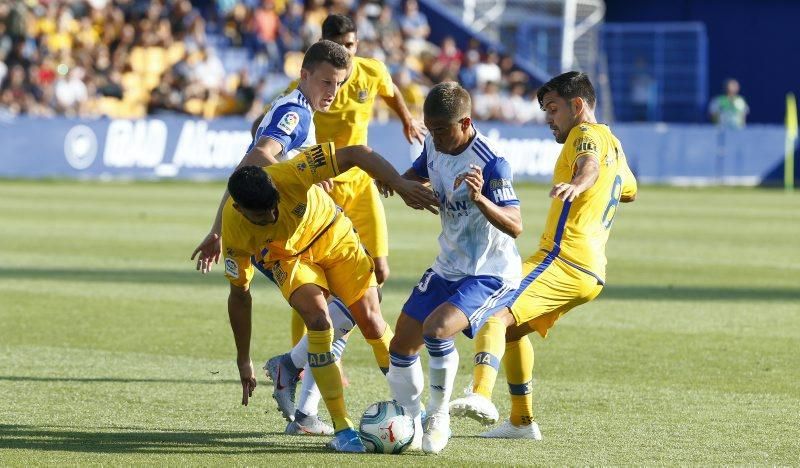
[411,129,522,286]
[249,88,316,159]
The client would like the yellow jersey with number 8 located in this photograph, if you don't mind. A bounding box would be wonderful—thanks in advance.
[539,123,637,283]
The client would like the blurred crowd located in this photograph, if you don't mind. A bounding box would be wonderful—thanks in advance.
[0,0,544,123]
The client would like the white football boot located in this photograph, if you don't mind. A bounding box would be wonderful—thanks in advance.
[408,414,424,451]
[449,393,499,425]
[480,420,542,440]
[422,411,450,454]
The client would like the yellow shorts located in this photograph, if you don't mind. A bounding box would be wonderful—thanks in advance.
[508,250,603,338]
[329,169,389,258]
[267,215,378,307]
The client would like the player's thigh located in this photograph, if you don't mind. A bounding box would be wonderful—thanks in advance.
[509,255,601,338]
[442,276,518,339]
[390,312,425,356]
[401,269,454,326]
[321,220,378,307]
[270,257,329,305]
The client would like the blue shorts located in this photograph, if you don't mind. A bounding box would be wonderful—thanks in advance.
[402,269,517,338]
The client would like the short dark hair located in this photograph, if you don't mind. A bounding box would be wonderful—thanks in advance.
[227,166,280,211]
[250,112,265,139]
[423,82,471,122]
[537,71,596,109]
[301,39,351,71]
[322,14,356,39]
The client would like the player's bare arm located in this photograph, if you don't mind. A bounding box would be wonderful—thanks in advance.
[190,138,284,273]
[550,154,600,202]
[382,83,426,144]
[336,145,439,214]
[457,164,523,238]
[228,283,257,406]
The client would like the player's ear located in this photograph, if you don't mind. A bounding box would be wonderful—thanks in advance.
[571,97,584,115]
[461,116,472,131]
[300,67,309,81]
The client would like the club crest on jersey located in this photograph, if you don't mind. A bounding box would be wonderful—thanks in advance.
[277,111,300,135]
[305,145,327,173]
[296,162,307,171]
[357,89,369,103]
[225,258,239,279]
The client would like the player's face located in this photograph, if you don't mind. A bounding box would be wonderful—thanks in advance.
[301,62,349,111]
[425,115,472,154]
[541,90,579,144]
[234,204,279,226]
[328,32,358,57]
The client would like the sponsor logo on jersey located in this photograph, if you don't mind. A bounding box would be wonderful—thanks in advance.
[272,263,287,285]
[305,145,327,173]
[277,111,300,135]
[225,258,239,279]
[291,203,307,217]
[490,178,517,202]
[573,136,597,154]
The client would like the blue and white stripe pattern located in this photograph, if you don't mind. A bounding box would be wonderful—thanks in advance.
[389,351,419,368]
[424,336,456,357]
[468,284,516,324]
[410,130,521,285]
[250,88,315,159]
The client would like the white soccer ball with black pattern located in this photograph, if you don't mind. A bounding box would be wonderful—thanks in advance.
[358,401,415,454]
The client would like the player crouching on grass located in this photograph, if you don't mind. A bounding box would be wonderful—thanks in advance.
[220,142,437,453]
[383,82,523,454]
[449,71,637,439]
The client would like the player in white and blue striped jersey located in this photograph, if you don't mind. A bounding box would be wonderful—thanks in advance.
[385,82,523,454]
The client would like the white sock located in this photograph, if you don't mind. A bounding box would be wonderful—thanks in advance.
[424,337,459,415]
[387,352,424,418]
[288,297,353,369]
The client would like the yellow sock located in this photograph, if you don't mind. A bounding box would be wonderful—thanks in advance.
[307,328,352,432]
[365,325,394,374]
[290,309,307,346]
[503,335,534,426]
[472,316,506,398]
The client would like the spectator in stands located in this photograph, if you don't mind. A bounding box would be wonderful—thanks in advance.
[472,81,503,121]
[399,0,430,55]
[279,2,305,53]
[54,66,89,116]
[195,47,227,91]
[374,4,401,52]
[630,57,656,122]
[475,49,502,89]
[458,50,479,91]
[505,82,543,124]
[427,36,462,83]
[354,2,377,43]
[709,78,749,129]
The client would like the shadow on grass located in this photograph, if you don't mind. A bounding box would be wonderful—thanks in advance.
[0,424,331,454]
[0,376,231,385]
[5,266,797,302]
[600,284,800,302]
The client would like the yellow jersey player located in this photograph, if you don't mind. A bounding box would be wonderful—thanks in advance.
[221,142,437,452]
[449,71,638,439]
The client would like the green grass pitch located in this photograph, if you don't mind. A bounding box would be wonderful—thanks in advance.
[1,180,799,465]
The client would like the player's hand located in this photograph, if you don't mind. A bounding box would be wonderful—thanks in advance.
[455,164,483,202]
[375,179,394,198]
[238,359,257,406]
[394,179,439,214]
[316,179,334,193]
[403,118,427,145]
[550,183,582,202]
[191,232,221,273]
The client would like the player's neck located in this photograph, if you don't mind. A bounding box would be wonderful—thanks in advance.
[296,83,315,111]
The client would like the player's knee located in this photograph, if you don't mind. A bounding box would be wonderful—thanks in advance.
[302,312,332,332]
[421,315,449,340]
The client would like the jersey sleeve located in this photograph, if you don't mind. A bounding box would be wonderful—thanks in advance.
[276,142,340,187]
[566,126,601,170]
[375,61,395,98]
[221,205,255,288]
[618,152,638,199]
[410,141,429,179]
[256,103,311,153]
[482,157,520,207]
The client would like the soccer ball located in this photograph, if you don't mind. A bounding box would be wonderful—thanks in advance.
[359,401,415,454]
